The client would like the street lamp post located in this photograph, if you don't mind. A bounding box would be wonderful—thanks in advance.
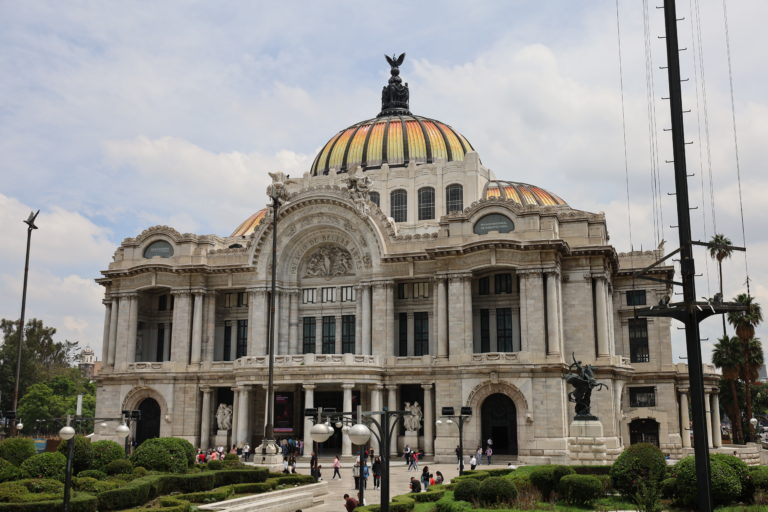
[11,210,39,435]
[436,406,472,476]
[59,421,75,512]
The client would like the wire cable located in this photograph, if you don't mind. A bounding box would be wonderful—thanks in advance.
[615,0,635,261]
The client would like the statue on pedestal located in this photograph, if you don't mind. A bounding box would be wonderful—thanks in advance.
[216,403,232,431]
[404,401,422,432]
[564,354,606,420]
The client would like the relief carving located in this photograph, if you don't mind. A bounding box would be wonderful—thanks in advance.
[304,245,355,278]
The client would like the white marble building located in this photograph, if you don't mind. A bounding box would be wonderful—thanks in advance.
[94,57,725,463]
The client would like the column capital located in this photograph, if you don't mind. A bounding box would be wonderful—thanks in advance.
[302,384,316,391]
[114,291,139,299]
[171,289,192,297]
[420,383,433,391]
[191,288,206,296]
[371,384,384,391]
[103,299,112,306]
[341,383,355,390]
[371,279,395,289]
[447,272,473,282]
[205,290,218,298]
[385,384,398,391]
[200,385,213,393]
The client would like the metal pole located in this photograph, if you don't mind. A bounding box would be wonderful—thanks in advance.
[458,417,464,476]
[63,416,74,512]
[663,1,712,509]
[381,409,390,512]
[265,197,279,444]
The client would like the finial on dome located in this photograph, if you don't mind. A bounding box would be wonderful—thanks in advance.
[379,52,411,117]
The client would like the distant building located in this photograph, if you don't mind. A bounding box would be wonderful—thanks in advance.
[78,345,100,379]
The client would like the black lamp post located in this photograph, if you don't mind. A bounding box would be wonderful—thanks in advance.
[436,406,472,475]
[11,210,39,435]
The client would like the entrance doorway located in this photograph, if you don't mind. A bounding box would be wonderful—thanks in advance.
[481,393,517,455]
[629,419,660,446]
[136,398,161,446]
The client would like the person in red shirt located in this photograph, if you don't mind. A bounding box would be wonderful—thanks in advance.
[344,493,359,512]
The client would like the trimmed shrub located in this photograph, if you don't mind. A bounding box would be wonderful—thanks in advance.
[530,465,575,500]
[434,495,473,512]
[174,487,233,503]
[675,455,741,507]
[0,493,97,512]
[155,472,216,495]
[72,476,123,493]
[478,476,517,505]
[104,458,133,475]
[18,478,65,494]
[206,460,224,470]
[224,453,239,461]
[411,490,445,502]
[211,468,269,486]
[751,465,768,493]
[90,440,125,471]
[453,478,480,503]
[660,477,677,500]
[572,465,612,475]
[485,468,514,477]
[712,453,753,502]
[557,474,603,506]
[133,466,148,477]
[57,435,94,474]
[164,437,196,466]
[97,475,155,511]
[0,459,23,483]
[131,438,188,473]
[20,452,66,481]
[610,443,666,497]
[0,438,36,466]
[77,469,107,480]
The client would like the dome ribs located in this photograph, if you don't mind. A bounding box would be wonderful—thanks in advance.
[360,120,376,169]
[414,116,433,164]
[381,117,391,166]
[399,116,409,165]
[432,118,454,162]
[340,123,364,173]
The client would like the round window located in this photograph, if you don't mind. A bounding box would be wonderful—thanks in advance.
[143,240,174,258]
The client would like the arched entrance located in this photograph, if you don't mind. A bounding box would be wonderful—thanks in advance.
[629,419,660,446]
[481,393,517,455]
[136,398,161,446]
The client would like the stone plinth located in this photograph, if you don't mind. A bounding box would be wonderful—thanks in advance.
[254,439,283,465]
[399,431,419,453]
[213,430,230,449]
[567,419,621,465]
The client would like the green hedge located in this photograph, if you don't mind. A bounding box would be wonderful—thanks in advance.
[76,469,107,480]
[675,455,741,508]
[90,441,125,472]
[20,452,66,481]
[130,438,188,474]
[530,465,575,501]
[610,443,666,497]
[453,479,480,502]
[0,493,97,512]
[478,476,517,505]
[104,458,132,475]
[0,439,36,467]
[0,458,23,482]
[57,436,93,475]
[557,474,603,506]
[572,465,612,475]
[411,489,445,502]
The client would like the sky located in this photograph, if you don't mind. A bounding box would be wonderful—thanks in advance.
[1,0,766,365]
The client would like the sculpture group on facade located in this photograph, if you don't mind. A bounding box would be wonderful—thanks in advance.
[304,246,354,278]
[564,354,606,420]
[403,401,423,432]
[216,403,233,431]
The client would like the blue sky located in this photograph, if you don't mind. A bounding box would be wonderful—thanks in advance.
[1,0,766,363]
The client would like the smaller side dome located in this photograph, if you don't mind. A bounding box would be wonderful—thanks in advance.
[231,208,268,237]
[482,180,567,207]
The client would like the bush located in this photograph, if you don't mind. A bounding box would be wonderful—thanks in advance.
[557,474,603,506]
[610,443,666,497]
[751,466,768,493]
[57,435,93,475]
[164,438,196,466]
[0,438,36,466]
[675,455,741,507]
[0,459,22,483]
[77,469,107,480]
[224,453,239,461]
[206,460,223,470]
[530,465,575,500]
[453,478,480,503]
[412,490,445,502]
[478,476,517,505]
[131,438,188,473]
[0,493,97,512]
[105,458,133,475]
[712,453,753,502]
[133,466,148,477]
[660,477,677,499]
[20,452,66,481]
[90,440,125,471]
[18,478,64,494]
[572,465,612,475]
[72,476,123,493]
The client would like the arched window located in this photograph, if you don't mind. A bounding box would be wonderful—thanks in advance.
[369,191,380,207]
[446,184,463,213]
[390,189,407,222]
[418,187,435,220]
[143,240,174,258]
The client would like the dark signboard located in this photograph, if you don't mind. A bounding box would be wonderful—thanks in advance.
[275,392,294,433]
[473,213,514,234]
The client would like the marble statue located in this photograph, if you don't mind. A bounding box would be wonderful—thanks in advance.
[216,403,232,431]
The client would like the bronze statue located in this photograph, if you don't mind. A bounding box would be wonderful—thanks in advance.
[564,354,606,420]
[379,52,410,116]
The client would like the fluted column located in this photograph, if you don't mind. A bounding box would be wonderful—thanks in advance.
[448,275,465,357]
[362,285,372,355]
[274,291,284,354]
[422,384,434,455]
[712,392,722,448]
[303,384,315,458]
[546,273,561,356]
[386,283,395,357]
[113,294,133,367]
[436,278,448,357]
[518,274,528,352]
[680,391,691,448]
[289,291,299,354]
[342,383,354,456]
[595,277,610,357]
[463,276,473,353]
[200,386,212,450]
[705,391,713,448]
[387,385,398,456]
[370,385,382,454]
[335,314,343,354]
[190,291,204,364]
[171,291,192,363]
[230,387,239,447]
[126,294,138,363]
[108,296,119,366]
[249,290,267,356]
[204,291,216,362]
[355,287,363,354]
[237,385,250,445]
[101,300,112,366]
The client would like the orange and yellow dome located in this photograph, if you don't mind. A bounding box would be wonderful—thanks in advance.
[231,208,267,237]
[482,180,567,207]
[310,115,474,176]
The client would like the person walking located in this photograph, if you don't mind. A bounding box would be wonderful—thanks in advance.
[361,462,369,489]
[344,494,358,512]
[469,454,477,471]
[485,445,493,465]
[411,450,419,471]
[372,456,382,489]
[332,455,342,479]
[421,466,430,491]
[475,447,483,466]
[352,460,361,490]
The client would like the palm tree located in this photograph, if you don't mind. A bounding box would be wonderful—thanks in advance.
[728,294,764,441]
[709,234,734,336]
[712,335,745,443]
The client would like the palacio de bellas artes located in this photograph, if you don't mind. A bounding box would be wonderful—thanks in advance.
[93,54,753,466]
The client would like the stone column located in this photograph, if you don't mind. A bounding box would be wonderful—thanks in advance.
[448,275,466,357]
[275,292,285,354]
[386,283,395,357]
[289,291,300,354]
[108,297,119,366]
[230,387,239,447]
[190,291,204,364]
[546,273,561,356]
[680,391,691,448]
[342,383,354,456]
[518,274,528,352]
[249,290,267,356]
[200,386,212,450]
[595,277,610,357]
[436,278,448,357]
[705,392,713,448]
[113,295,132,367]
[387,385,398,456]
[237,386,250,445]
[463,276,473,353]
[355,287,363,354]
[303,385,315,458]
[422,384,434,455]
[362,285,372,355]
[101,300,112,366]
[712,392,722,448]
[335,314,343,354]
[171,291,192,364]
[204,291,216,362]
[127,294,139,363]
[370,385,382,454]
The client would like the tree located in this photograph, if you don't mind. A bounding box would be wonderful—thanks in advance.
[16,369,95,435]
[728,294,764,441]
[709,234,734,337]
[713,335,744,444]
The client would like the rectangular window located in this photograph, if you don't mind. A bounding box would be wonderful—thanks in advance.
[223,321,232,361]
[478,277,490,296]
[446,184,463,213]
[302,288,316,304]
[480,309,490,353]
[156,323,165,361]
[391,190,407,222]
[158,294,168,311]
[237,292,248,307]
[398,312,408,356]
[496,308,513,352]
[626,290,647,306]
[342,315,355,353]
[321,287,336,303]
[302,317,316,354]
[495,273,513,294]
[397,283,409,300]
[629,318,650,362]
[418,187,435,221]
[235,320,247,358]
[170,295,174,310]
[629,386,656,407]
[341,286,356,302]
[413,282,430,298]
[224,293,236,308]
[322,316,336,354]
[414,312,429,356]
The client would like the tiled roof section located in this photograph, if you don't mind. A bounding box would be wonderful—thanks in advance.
[231,208,268,237]
[482,180,567,207]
